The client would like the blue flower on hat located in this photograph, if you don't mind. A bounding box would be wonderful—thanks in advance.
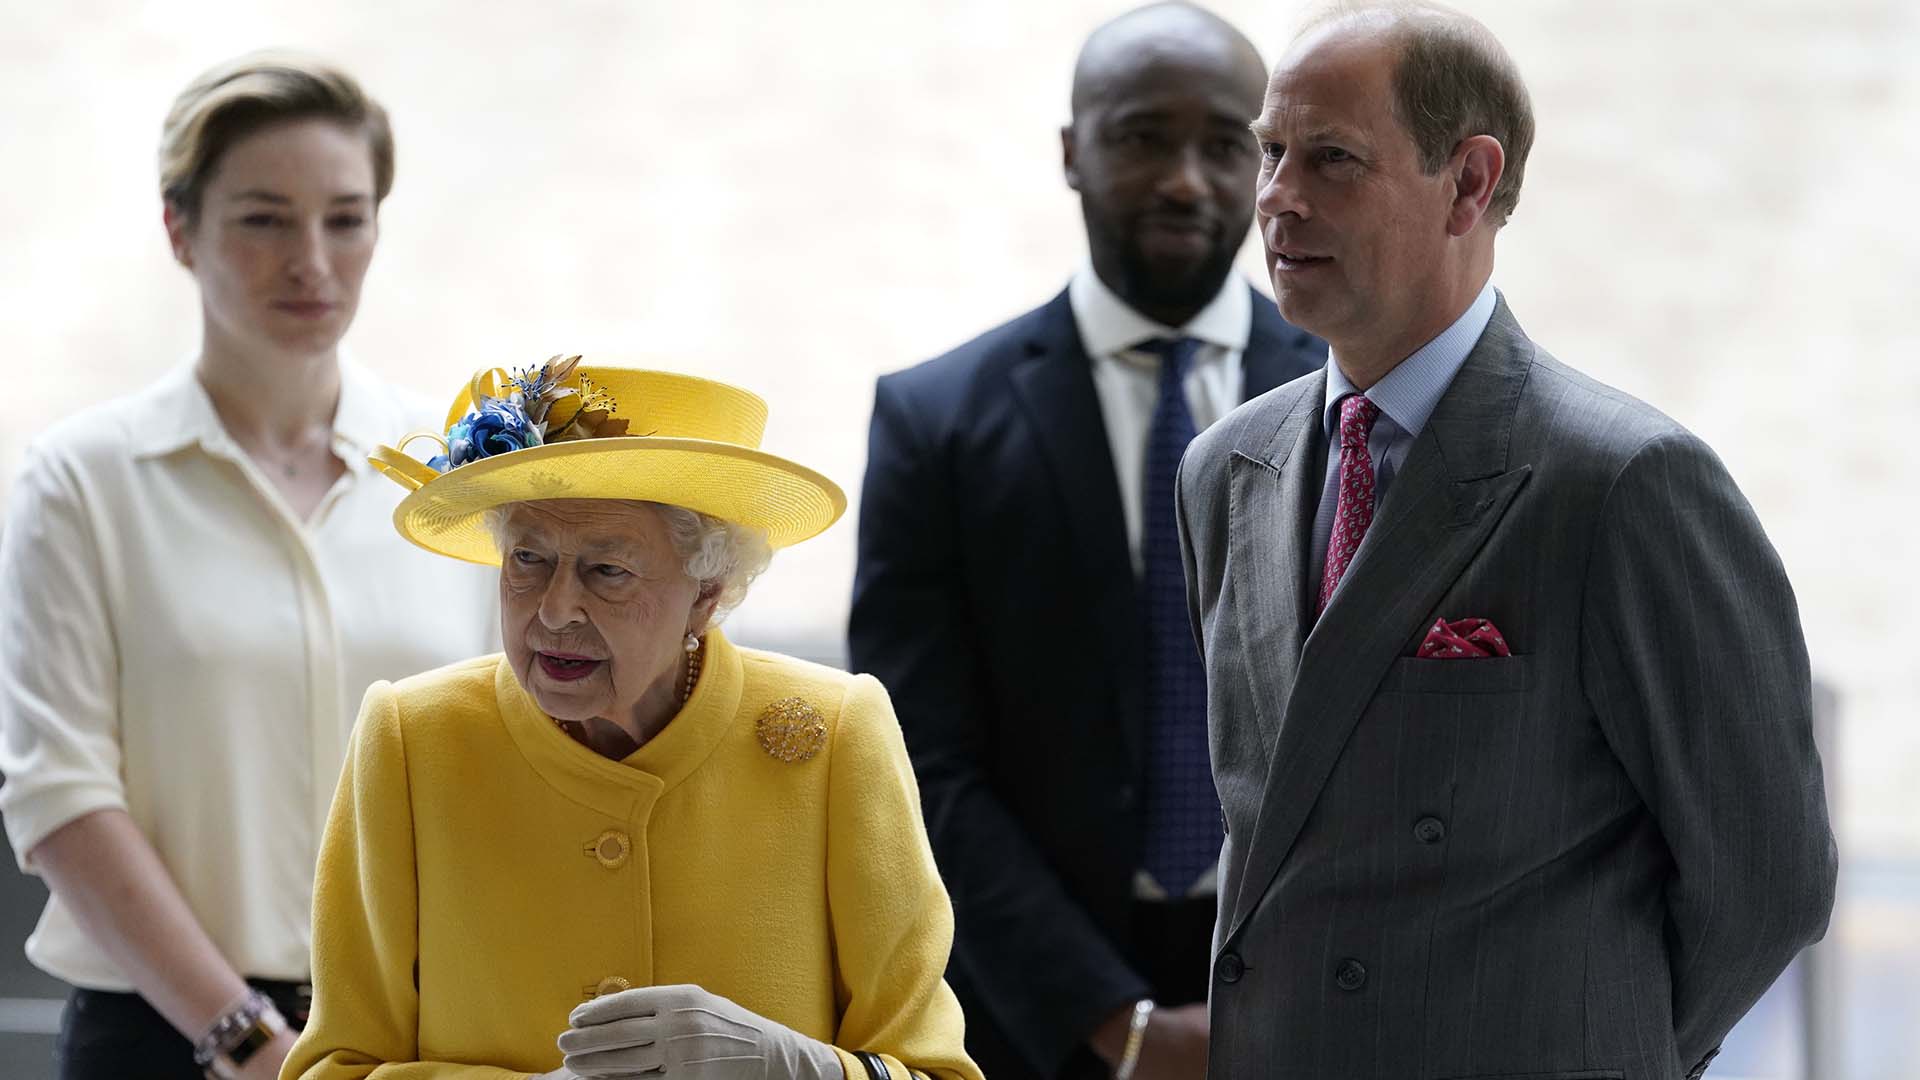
[427,399,543,471]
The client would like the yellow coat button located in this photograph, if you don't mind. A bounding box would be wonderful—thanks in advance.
[585,830,631,869]
[594,975,631,998]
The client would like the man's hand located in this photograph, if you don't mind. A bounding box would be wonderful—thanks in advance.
[1132,1004,1208,1080]
[1089,1001,1209,1080]
[558,984,843,1079]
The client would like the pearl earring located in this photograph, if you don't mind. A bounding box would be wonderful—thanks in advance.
[681,632,703,705]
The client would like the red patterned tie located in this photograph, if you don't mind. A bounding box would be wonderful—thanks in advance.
[1318,394,1382,613]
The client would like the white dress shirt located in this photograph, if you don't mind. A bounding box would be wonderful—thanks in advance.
[1069,265,1251,900]
[0,361,498,989]
[1068,264,1252,576]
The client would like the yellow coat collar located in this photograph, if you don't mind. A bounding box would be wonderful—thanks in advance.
[495,628,746,818]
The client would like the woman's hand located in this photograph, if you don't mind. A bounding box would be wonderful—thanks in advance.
[31,811,277,1069]
[233,1026,298,1080]
[558,984,842,1079]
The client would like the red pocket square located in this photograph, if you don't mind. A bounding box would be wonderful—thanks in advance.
[1417,617,1512,658]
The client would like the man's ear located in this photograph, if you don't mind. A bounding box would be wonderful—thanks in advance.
[1446,134,1505,236]
[1061,124,1082,191]
[163,202,195,268]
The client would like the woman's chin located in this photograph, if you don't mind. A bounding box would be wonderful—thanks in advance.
[251,318,350,357]
[525,676,606,721]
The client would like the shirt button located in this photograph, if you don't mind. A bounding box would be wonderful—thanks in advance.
[594,975,631,998]
[585,829,632,869]
[1334,958,1367,991]
[1413,816,1447,844]
[1216,952,1246,984]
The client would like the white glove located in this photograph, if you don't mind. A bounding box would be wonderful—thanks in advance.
[558,983,844,1080]
[528,1071,582,1080]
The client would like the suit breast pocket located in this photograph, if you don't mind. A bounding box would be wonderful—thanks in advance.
[1382,654,1532,695]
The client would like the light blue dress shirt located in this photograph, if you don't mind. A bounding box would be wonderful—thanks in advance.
[1308,281,1499,598]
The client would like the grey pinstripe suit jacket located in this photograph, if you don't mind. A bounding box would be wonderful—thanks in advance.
[1175,297,1837,1080]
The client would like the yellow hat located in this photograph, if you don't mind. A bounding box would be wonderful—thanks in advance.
[369,358,846,565]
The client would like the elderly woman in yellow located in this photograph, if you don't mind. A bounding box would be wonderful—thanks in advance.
[282,358,980,1080]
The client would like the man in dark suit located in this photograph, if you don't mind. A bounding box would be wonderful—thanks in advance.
[1176,6,1837,1078]
[849,5,1322,1079]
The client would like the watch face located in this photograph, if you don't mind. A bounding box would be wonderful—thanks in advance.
[199,992,288,1073]
[227,1019,275,1065]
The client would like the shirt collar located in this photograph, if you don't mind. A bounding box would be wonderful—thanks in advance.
[128,355,393,464]
[1323,278,1497,439]
[1068,260,1251,361]
[127,363,226,459]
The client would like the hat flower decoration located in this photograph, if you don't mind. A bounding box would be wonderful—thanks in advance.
[368,354,846,566]
[425,354,631,472]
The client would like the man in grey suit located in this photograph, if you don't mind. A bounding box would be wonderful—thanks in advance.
[1175,5,1837,1079]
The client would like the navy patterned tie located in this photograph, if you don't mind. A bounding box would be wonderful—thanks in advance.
[1136,336,1222,895]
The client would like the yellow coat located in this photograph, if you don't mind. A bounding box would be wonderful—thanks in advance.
[284,629,981,1080]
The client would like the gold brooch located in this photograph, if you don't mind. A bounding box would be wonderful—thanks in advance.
[756,697,827,763]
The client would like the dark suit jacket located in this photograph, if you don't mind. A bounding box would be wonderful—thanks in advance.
[1176,297,1838,1080]
[850,285,1323,1079]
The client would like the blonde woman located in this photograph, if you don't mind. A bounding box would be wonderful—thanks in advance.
[0,53,494,1079]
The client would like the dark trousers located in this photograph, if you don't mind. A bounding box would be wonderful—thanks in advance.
[54,980,310,1080]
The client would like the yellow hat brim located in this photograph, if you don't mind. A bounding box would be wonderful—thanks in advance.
[386,436,847,565]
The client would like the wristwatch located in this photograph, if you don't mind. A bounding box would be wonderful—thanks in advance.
[192,989,288,1079]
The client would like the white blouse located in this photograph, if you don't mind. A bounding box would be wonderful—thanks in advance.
[0,362,498,989]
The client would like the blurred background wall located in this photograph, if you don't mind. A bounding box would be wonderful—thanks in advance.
[1,0,1915,1076]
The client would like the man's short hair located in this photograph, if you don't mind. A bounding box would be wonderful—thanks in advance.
[1309,3,1535,226]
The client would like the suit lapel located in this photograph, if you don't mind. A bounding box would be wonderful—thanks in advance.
[1008,292,1148,766]
[1224,299,1538,941]
[1222,373,1325,762]
[1222,287,1329,727]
